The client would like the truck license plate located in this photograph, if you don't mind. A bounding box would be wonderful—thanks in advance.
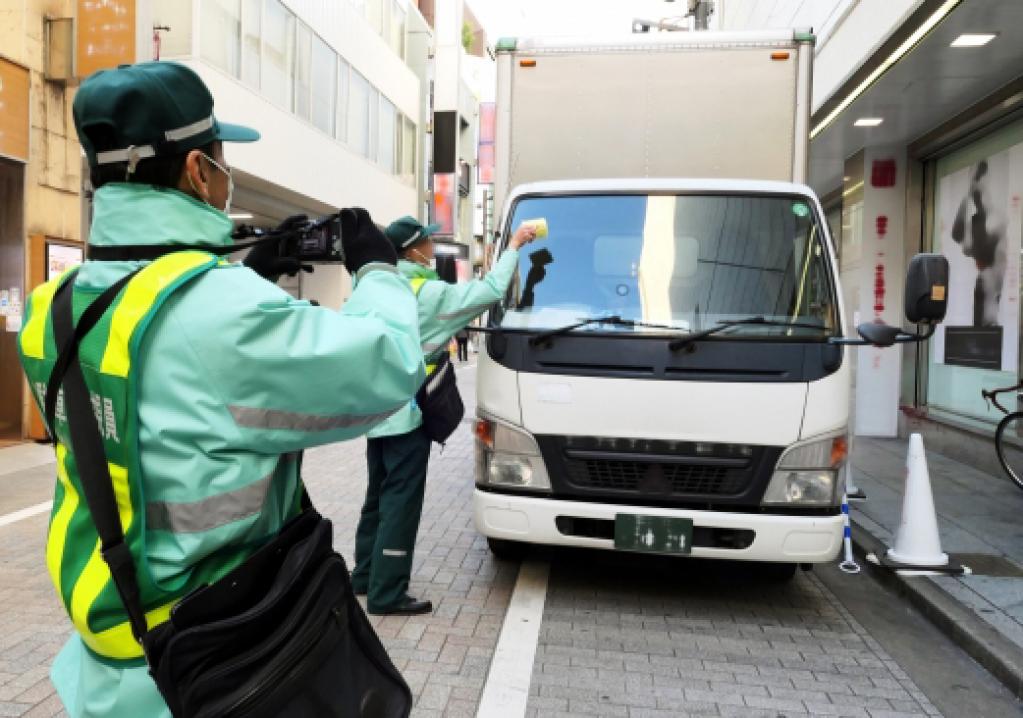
[614,514,693,554]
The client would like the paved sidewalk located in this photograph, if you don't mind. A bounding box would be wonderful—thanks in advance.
[850,436,1023,693]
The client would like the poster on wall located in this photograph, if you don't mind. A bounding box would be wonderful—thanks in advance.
[934,144,1023,371]
[47,243,84,281]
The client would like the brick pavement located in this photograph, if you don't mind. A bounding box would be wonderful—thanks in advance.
[527,555,941,718]
[0,364,968,718]
[0,363,516,718]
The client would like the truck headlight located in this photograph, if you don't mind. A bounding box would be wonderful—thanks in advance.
[474,415,551,492]
[763,433,847,506]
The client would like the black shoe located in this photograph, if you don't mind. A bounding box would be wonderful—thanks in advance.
[368,596,432,616]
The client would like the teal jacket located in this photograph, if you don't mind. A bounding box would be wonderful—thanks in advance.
[49,184,424,718]
[367,250,520,438]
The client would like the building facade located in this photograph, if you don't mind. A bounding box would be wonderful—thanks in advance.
[2,0,494,442]
[721,0,1023,473]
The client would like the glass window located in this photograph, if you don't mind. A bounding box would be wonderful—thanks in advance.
[366,0,384,34]
[347,69,371,157]
[241,0,261,88]
[201,0,241,77]
[390,0,406,56]
[368,86,379,161]
[926,121,1023,423]
[336,59,350,143]
[379,97,396,171]
[309,37,337,135]
[402,115,416,182]
[497,194,837,336]
[294,22,312,119]
[261,0,295,108]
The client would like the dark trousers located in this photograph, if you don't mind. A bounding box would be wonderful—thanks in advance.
[351,426,432,612]
[456,337,469,361]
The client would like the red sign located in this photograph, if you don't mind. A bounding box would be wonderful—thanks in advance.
[873,264,886,314]
[875,215,888,238]
[870,159,897,188]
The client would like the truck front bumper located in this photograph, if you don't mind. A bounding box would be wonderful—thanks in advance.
[474,489,843,563]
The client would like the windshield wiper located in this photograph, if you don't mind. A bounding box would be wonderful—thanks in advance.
[529,315,682,347]
[668,316,827,352]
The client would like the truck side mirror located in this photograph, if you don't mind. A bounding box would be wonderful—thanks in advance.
[856,322,901,347]
[904,253,948,324]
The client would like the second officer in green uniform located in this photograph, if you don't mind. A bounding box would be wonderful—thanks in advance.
[352,217,537,615]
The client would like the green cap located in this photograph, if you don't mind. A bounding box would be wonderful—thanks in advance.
[384,216,442,251]
[73,61,260,169]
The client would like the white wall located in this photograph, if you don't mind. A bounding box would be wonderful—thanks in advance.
[190,60,417,221]
[719,0,925,113]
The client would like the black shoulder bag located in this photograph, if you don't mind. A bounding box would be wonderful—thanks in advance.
[46,271,412,718]
[415,351,464,444]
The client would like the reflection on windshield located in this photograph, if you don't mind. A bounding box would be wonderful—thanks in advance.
[499,193,835,337]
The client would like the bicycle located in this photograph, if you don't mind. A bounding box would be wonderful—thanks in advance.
[981,381,1023,491]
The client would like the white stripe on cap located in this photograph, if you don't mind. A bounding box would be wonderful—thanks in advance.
[93,115,215,165]
[164,115,214,141]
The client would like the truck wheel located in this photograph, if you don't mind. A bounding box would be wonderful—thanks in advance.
[761,562,798,582]
[487,537,527,561]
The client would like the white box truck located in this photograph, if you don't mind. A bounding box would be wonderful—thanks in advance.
[473,31,946,577]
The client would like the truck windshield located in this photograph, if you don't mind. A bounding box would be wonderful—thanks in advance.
[500,193,837,338]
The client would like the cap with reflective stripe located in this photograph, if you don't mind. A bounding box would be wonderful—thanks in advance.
[74,61,259,169]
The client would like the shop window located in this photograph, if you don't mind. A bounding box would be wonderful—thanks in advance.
[310,35,336,135]
[294,22,312,120]
[261,0,295,109]
[201,0,241,77]
[241,0,261,89]
[926,121,1023,423]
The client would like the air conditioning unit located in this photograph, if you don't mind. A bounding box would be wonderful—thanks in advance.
[45,17,75,83]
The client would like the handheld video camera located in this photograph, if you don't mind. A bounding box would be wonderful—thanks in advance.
[234,213,345,264]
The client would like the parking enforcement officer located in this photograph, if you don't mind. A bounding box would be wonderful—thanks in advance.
[351,216,536,615]
[17,62,424,718]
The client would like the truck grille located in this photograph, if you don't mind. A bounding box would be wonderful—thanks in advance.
[565,457,750,496]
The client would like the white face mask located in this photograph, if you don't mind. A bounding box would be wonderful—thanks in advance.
[190,152,234,214]
[411,248,435,271]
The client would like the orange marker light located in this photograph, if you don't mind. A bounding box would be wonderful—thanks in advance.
[475,419,495,448]
[771,51,791,61]
[831,436,849,467]
[519,59,537,68]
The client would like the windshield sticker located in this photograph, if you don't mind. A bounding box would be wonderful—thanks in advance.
[792,202,810,218]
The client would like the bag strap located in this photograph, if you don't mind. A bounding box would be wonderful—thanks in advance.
[44,269,140,434]
[49,272,151,646]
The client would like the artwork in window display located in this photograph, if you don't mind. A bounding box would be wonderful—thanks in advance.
[934,146,1022,372]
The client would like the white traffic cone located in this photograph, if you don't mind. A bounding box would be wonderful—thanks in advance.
[886,434,948,567]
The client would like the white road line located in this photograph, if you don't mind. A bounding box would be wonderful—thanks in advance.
[0,501,53,529]
[476,559,550,718]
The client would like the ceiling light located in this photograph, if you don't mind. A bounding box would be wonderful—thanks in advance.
[810,0,960,140]
[854,117,883,127]
[950,33,997,47]
[229,212,254,220]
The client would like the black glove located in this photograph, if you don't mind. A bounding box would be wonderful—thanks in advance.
[242,214,307,282]
[340,208,397,276]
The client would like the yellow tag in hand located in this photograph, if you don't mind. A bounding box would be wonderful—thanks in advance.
[523,218,548,238]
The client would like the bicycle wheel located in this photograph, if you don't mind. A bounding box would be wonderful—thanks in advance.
[995,411,1023,491]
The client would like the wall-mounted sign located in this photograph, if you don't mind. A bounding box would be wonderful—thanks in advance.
[47,243,84,281]
[0,58,30,161]
[77,0,136,79]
